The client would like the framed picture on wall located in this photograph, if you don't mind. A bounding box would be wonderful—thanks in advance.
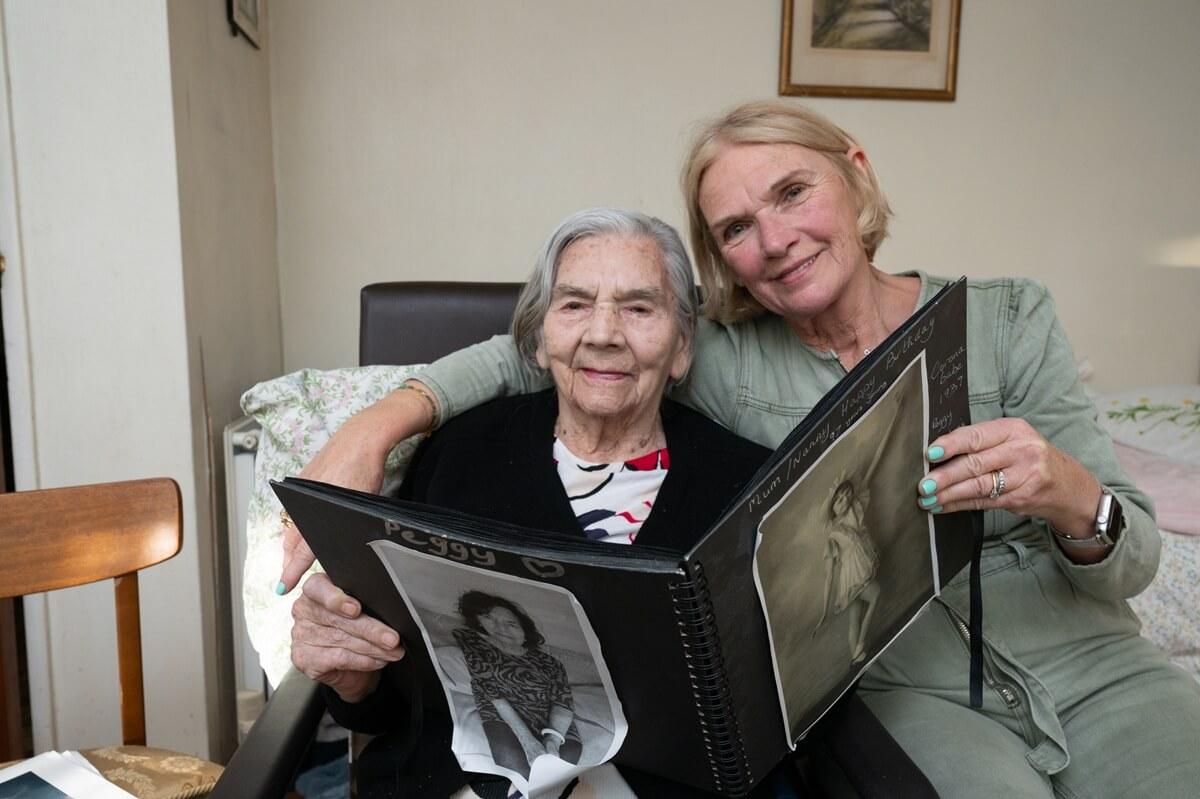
[779,0,961,101]
[228,0,264,49]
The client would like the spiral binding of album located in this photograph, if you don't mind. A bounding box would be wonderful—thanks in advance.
[670,562,753,796]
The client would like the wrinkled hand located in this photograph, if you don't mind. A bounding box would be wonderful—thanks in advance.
[290,573,405,703]
[277,387,435,593]
[917,418,1101,537]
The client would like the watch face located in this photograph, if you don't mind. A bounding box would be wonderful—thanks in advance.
[1095,491,1115,530]
[1105,494,1123,544]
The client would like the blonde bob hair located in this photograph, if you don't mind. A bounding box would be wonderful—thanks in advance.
[682,101,893,324]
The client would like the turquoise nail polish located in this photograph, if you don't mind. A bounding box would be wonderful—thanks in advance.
[931,505,943,514]
[927,445,945,461]
[920,478,937,496]
[274,581,286,596]
[919,495,938,508]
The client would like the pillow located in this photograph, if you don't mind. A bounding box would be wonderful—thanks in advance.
[434,645,473,693]
[240,365,427,687]
[1097,385,1200,466]
[1113,443,1200,536]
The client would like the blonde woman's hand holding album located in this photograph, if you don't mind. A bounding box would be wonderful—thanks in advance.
[917,417,1107,563]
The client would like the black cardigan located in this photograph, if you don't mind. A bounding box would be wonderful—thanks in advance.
[396,390,770,550]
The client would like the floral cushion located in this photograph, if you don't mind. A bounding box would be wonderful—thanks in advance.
[240,365,426,686]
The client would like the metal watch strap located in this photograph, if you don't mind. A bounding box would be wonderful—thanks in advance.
[1052,489,1122,550]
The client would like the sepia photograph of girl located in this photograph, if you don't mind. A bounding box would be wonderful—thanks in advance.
[754,355,937,742]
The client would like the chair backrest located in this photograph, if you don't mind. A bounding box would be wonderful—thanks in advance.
[360,281,522,366]
[0,477,182,745]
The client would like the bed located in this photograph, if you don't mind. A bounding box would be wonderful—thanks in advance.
[1096,384,1200,683]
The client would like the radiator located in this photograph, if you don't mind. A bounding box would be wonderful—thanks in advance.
[223,415,266,739]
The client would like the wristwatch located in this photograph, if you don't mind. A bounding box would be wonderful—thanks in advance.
[1052,488,1123,550]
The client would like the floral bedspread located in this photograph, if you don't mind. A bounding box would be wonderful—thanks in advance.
[1099,385,1200,683]
[240,365,425,686]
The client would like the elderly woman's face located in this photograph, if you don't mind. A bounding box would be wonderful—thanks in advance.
[537,234,688,424]
[698,142,870,323]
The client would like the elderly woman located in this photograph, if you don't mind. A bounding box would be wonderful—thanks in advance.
[290,208,918,797]
[286,104,1200,798]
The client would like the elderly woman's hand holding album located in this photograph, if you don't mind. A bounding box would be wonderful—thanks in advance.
[289,572,405,703]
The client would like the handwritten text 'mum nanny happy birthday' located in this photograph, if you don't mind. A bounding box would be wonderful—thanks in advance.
[744,316,939,515]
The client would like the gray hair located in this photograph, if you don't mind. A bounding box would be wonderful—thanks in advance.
[511,207,697,370]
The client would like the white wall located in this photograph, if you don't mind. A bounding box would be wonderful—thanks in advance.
[0,0,282,759]
[167,0,283,761]
[270,0,1200,390]
[0,1,211,754]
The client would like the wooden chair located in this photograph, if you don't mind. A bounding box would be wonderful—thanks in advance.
[0,478,224,798]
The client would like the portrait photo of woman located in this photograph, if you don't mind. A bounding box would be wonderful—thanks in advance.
[366,540,625,795]
[452,591,582,778]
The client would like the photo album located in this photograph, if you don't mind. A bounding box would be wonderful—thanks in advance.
[274,278,973,797]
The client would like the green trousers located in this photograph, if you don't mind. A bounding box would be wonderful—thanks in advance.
[860,538,1200,798]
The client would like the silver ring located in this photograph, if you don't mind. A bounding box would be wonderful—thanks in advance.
[989,469,1006,500]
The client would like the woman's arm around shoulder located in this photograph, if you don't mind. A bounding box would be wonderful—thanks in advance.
[278,382,441,591]
[416,335,551,421]
[279,341,549,591]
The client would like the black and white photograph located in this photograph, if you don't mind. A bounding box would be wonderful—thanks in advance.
[0,773,70,799]
[0,752,135,799]
[754,355,937,742]
[370,541,627,796]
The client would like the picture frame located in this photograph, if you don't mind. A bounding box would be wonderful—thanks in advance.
[779,0,961,101]
[228,0,263,49]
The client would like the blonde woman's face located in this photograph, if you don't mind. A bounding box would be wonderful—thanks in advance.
[698,142,870,324]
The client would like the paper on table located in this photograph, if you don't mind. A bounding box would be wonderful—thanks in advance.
[56,752,100,777]
[0,751,136,799]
